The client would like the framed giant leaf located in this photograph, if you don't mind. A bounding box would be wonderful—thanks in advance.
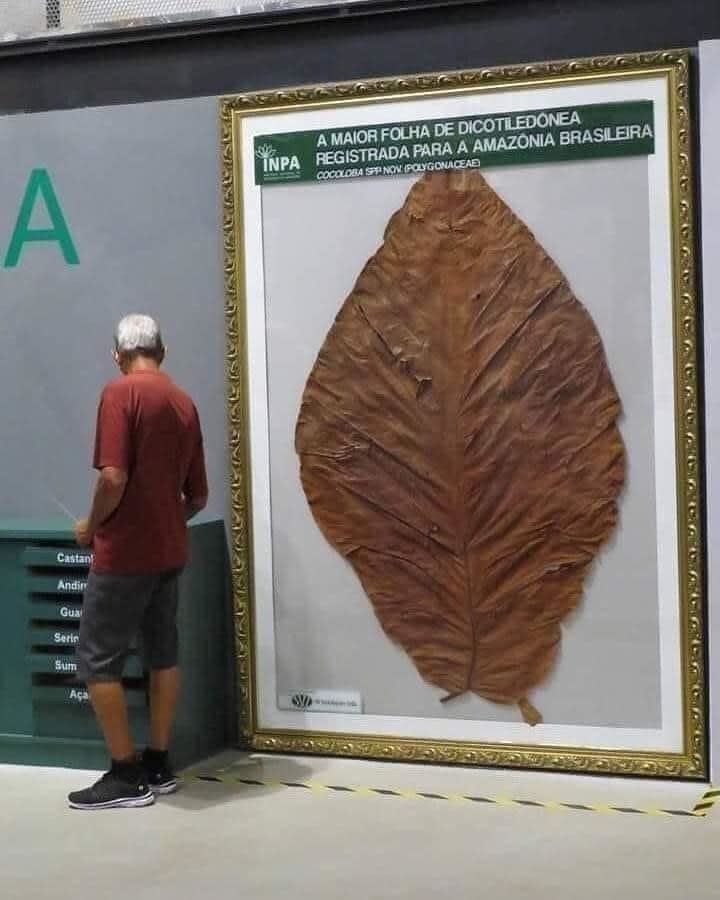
[221,50,705,778]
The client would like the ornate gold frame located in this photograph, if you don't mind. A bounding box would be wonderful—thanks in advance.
[220,49,705,778]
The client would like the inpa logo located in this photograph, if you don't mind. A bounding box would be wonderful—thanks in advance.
[256,142,301,175]
[291,692,313,710]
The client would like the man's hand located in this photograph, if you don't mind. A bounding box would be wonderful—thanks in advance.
[74,518,94,547]
[77,467,127,545]
[184,493,208,522]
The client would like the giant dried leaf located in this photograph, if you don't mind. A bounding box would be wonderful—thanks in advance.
[295,171,625,724]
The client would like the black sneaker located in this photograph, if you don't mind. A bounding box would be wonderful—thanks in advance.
[141,748,178,795]
[68,767,154,810]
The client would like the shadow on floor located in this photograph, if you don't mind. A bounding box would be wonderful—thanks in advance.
[164,752,315,811]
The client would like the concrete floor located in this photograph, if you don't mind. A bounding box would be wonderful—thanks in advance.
[1,752,717,900]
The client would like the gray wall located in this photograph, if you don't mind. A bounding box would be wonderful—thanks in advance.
[0,97,228,524]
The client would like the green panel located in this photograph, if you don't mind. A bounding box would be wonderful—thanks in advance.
[28,600,82,622]
[23,547,92,569]
[28,653,142,678]
[171,520,235,768]
[28,574,88,595]
[0,540,34,733]
[0,519,74,540]
[0,519,230,769]
[0,734,109,769]
[32,685,146,708]
[29,625,79,648]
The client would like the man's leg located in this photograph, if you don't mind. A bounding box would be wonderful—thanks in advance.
[140,571,181,794]
[68,573,154,809]
[76,572,146,759]
[149,666,180,751]
[87,680,134,760]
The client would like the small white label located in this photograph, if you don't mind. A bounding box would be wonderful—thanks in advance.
[56,578,87,593]
[53,632,79,644]
[60,606,82,619]
[55,658,77,673]
[278,690,362,714]
[56,551,93,566]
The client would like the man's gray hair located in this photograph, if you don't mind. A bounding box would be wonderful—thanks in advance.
[114,314,164,355]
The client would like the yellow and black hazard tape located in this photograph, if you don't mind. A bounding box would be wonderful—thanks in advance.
[691,787,720,817]
[180,773,718,819]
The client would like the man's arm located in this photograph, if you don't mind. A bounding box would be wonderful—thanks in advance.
[183,424,208,522]
[75,466,128,546]
[76,382,132,547]
[184,493,208,522]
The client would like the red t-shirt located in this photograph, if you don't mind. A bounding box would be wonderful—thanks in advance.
[90,370,208,574]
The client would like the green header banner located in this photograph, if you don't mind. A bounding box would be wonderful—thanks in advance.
[254,100,654,186]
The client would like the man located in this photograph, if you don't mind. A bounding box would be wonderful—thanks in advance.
[68,314,208,810]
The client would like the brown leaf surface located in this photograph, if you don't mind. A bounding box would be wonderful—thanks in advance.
[295,170,625,724]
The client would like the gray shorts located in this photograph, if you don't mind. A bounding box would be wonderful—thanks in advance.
[76,569,181,682]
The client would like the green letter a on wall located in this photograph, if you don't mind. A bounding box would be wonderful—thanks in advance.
[4,169,79,267]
